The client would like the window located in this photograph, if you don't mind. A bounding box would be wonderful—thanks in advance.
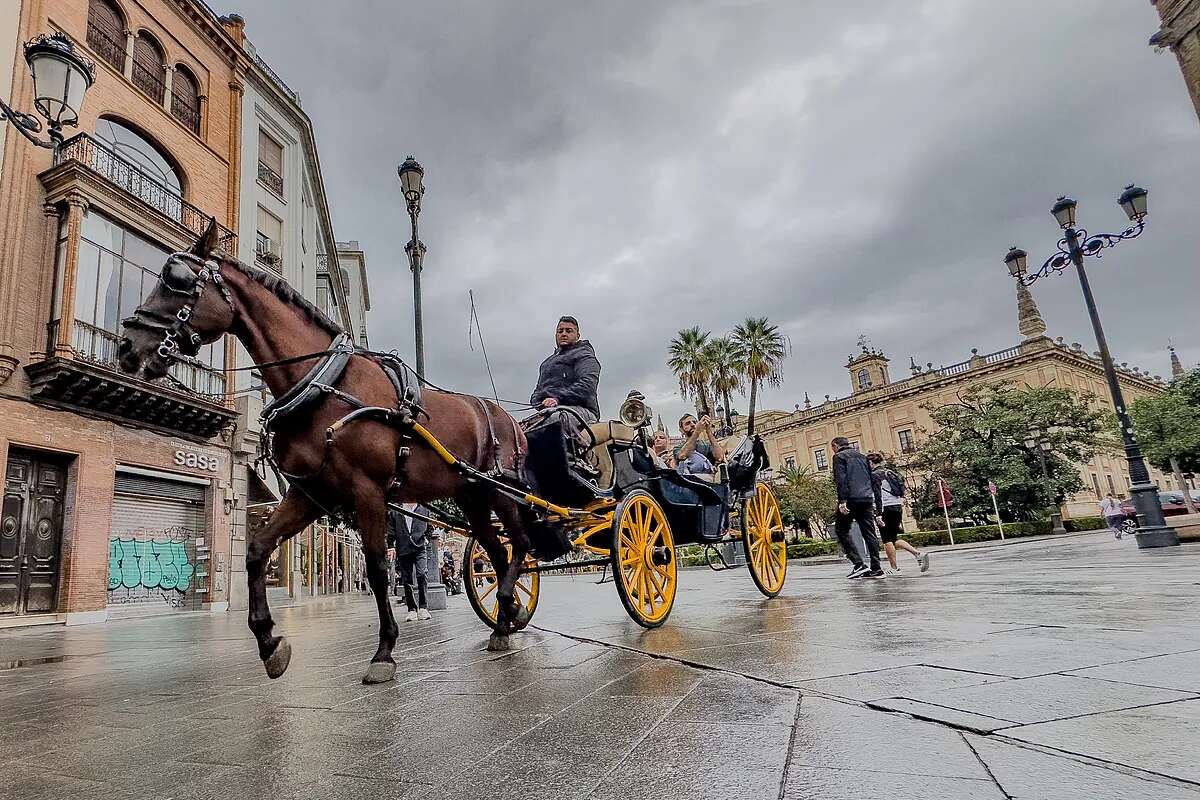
[848,440,860,452]
[1107,474,1117,496]
[72,210,224,373]
[87,0,126,72]
[813,448,828,472]
[858,368,871,390]
[258,130,284,196]
[256,206,282,269]
[94,117,184,220]
[1091,473,1101,499]
[131,32,166,102]
[784,456,796,470]
[170,64,201,134]
[897,429,914,453]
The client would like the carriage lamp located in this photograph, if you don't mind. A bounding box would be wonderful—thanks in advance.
[0,32,94,154]
[1003,186,1176,549]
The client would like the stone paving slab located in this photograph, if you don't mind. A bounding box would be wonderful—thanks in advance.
[0,532,1197,798]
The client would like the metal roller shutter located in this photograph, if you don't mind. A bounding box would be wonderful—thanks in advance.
[108,473,206,613]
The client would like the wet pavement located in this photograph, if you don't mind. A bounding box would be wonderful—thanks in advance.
[1,532,1198,799]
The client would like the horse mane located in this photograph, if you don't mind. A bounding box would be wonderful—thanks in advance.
[221,257,344,337]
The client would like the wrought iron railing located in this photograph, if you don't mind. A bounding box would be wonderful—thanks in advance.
[86,20,125,72]
[253,53,300,104]
[65,319,226,398]
[257,161,284,196]
[55,133,236,251]
[131,60,165,103]
[171,93,201,134]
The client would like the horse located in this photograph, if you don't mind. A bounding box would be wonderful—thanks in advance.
[117,221,534,683]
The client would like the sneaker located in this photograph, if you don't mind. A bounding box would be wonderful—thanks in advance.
[847,565,870,579]
[885,567,902,576]
[405,610,418,622]
[417,608,431,621]
[867,569,885,578]
[916,552,931,573]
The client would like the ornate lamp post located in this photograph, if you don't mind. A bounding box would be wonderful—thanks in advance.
[1005,187,1178,548]
[1023,427,1067,535]
[397,156,426,377]
[0,33,94,155]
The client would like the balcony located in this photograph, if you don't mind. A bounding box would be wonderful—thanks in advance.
[52,133,236,252]
[171,93,201,135]
[257,161,284,196]
[86,20,125,73]
[131,60,165,104]
[25,321,235,442]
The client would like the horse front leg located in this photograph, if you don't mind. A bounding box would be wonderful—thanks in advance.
[356,488,399,685]
[494,499,535,634]
[246,489,320,679]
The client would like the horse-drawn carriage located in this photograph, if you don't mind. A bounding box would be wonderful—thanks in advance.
[461,397,787,630]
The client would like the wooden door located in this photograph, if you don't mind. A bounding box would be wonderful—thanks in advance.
[0,451,66,615]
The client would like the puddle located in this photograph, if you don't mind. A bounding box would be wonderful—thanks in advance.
[0,655,68,670]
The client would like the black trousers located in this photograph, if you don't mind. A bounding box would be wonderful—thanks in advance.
[835,500,882,571]
[395,551,428,611]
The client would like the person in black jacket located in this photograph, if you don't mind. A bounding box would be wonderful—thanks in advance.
[831,437,883,579]
[530,316,602,421]
[387,504,431,621]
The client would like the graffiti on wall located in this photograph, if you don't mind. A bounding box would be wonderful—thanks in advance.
[107,527,196,608]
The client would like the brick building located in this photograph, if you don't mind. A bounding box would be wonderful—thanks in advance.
[1151,0,1200,124]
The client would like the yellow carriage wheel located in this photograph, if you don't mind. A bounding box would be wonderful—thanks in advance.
[742,482,787,598]
[611,490,677,628]
[463,536,540,631]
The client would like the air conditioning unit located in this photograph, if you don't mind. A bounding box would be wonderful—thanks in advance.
[255,237,280,265]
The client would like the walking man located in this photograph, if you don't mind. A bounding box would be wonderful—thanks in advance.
[831,437,883,579]
[867,453,930,575]
[387,503,431,622]
[1100,492,1125,539]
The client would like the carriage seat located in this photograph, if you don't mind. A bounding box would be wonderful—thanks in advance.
[585,421,639,491]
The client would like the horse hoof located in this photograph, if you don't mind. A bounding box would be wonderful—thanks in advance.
[487,633,511,652]
[512,606,532,631]
[362,660,397,685]
[264,637,292,679]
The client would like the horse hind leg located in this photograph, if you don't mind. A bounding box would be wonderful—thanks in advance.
[460,494,516,651]
[494,498,535,633]
[246,490,320,679]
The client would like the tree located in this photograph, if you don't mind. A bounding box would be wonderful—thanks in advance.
[774,465,837,538]
[909,383,1115,525]
[1130,386,1200,513]
[705,336,744,431]
[731,317,787,436]
[668,327,714,417]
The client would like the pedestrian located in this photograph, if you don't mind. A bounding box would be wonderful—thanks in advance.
[387,503,431,621]
[867,453,930,575]
[1100,492,1125,539]
[831,437,884,579]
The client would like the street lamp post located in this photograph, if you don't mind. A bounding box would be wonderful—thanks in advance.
[397,156,426,377]
[0,32,94,156]
[1005,187,1178,549]
[1023,427,1067,535]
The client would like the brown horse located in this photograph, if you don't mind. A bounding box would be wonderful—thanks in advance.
[118,222,534,683]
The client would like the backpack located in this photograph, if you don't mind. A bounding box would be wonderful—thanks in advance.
[883,469,905,498]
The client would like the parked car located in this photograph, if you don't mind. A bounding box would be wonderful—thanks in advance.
[1117,491,1199,532]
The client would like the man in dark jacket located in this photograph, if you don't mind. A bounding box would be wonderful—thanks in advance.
[831,437,883,579]
[530,316,601,421]
[387,504,431,621]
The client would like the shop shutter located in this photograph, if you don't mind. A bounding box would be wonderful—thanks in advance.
[108,473,206,612]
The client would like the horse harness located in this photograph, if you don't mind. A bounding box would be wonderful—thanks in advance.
[123,251,235,369]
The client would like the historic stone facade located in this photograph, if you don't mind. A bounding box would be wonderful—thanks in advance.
[1151,0,1200,124]
[749,334,1173,522]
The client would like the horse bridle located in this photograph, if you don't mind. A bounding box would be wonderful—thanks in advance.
[123,251,234,365]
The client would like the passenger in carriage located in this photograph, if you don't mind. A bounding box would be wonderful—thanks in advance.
[674,414,725,476]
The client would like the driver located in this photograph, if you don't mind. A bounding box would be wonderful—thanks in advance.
[530,315,602,422]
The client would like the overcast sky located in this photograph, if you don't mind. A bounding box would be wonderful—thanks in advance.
[229,0,1200,428]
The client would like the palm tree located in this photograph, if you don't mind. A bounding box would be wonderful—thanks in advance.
[667,327,714,417]
[705,336,744,430]
[732,317,788,436]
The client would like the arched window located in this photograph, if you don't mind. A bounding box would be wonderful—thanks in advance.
[858,368,871,390]
[131,31,166,102]
[171,64,201,134]
[95,118,184,221]
[86,0,126,72]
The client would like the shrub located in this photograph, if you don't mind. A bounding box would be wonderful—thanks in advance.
[787,540,838,559]
[901,516,1104,547]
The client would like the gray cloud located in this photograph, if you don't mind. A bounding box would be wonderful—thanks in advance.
[229,0,1200,428]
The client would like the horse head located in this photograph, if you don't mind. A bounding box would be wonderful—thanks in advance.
[118,219,236,381]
